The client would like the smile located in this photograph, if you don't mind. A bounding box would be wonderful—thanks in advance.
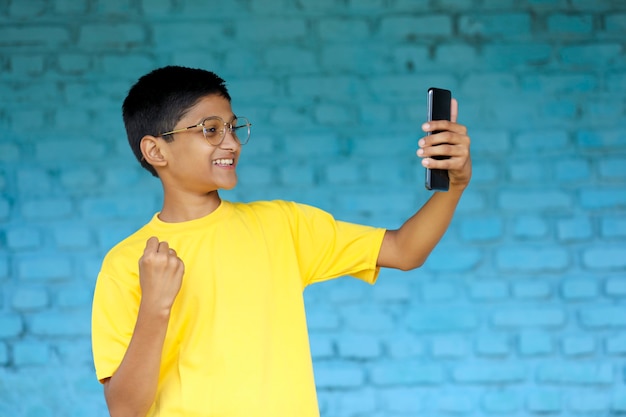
[213,158,234,166]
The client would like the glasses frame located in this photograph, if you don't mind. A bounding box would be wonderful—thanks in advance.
[159,116,251,146]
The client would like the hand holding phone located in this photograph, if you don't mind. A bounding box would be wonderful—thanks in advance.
[424,87,452,191]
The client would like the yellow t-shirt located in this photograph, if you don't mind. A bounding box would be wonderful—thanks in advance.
[92,200,386,417]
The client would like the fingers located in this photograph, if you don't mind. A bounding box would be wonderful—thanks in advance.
[450,98,458,124]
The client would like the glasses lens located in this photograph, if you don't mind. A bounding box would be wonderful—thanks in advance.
[202,117,226,145]
[233,117,251,145]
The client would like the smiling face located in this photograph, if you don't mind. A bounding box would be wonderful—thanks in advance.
[150,94,242,195]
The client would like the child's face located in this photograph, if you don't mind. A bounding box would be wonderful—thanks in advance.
[160,94,242,193]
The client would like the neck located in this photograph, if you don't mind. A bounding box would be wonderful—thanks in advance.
[158,190,222,223]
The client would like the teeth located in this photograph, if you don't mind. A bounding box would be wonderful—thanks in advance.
[213,159,234,166]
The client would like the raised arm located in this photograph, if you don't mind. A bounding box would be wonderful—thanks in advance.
[103,237,184,417]
[377,98,472,270]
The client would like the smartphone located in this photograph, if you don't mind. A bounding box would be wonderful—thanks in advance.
[425,87,452,191]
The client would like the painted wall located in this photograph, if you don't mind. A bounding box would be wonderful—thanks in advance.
[0,0,625,415]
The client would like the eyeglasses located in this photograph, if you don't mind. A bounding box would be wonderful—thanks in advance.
[159,116,251,146]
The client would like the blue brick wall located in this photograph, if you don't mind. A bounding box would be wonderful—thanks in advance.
[1,1,625,416]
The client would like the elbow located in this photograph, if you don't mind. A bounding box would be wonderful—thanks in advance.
[396,257,427,271]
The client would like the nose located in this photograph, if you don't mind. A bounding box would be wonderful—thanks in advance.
[219,125,240,150]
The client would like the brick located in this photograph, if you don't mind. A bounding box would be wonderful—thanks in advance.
[78,23,146,48]
[11,288,49,311]
[0,142,19,163]
[492,308,565,328]
[527,390,562,413]
[384,333,426,359]
[57,286,92,309]
[318,18,370,41]
[35,139,106,162]
[582,245,626,269]
[562,336,595,356]
[482,391,522,413]
[521,73,598,94]
[342,306,394,332]
[337,334,381,359]
[5,226,42,250]
[557,216,593,241]
[537,362,613,385]
[0,26,70,47]
[278,163,315,186]
[379,387,423,413]
[236,19,307,41]
[0,343,7,365]
[580,189,626,210]
[599,157,626,179]
[11,55,45,76]
[52,224,93,249]
[0,256,8,280]
[469,162,499,184]
[9,0,46,16]
[314,103,353,125]
[371,361,445,385]
[495,246,569,272]
[498,190,572,211]
[0,198,11,221]
[380,15,452,38]
[519,331,553,356]
[305,308,340,331]
[436,43,479,67]
[314,363,364,388]
[432,335,469,358]
[514,129,569,151]
[606,335,626,355]
[475,335,510,357]
[424,245,482,272]
[54,0,89,14]
[459,216,503,241]
[468,280,508,300]
[579,306,626,328]
[309,334,334,359]
[554,158,591,182]
[606,13,626,32]
[406,308,478,333]
[560,43,622,66]
[0,314,23,338]
[568,392,610,413]
[13,341,50,366]
[321,44,393,74]
[80,196,156,220]
[577,129,626,149]
[17,255,72,281]
[459,13,531,37]
[562,279,598,300]
[614,388,626,412]
[547,13,593,34]
[513,216,548,238]
[17,168,53,196]
[421,281,459,301]
[453,363,526,384]
[462,73,518,97]
[55,340,93,365]
[483,42,552,69]
[508,161,544,183]
[467,130,512,153]
[30,311,90,337]
[606,278,626,297]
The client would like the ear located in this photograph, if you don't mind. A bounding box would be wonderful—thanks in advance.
[140,135,168,170]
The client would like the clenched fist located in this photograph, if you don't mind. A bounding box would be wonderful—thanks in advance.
[138,237,184,315]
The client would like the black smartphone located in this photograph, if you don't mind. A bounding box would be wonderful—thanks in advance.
[425,87,452,191]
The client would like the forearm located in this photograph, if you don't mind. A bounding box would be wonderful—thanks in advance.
[104,304,170,417]
[378,186,464,270]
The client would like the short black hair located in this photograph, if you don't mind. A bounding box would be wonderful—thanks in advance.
[122,66,231,177]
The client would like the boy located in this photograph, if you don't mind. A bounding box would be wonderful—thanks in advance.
[91,65,471,417]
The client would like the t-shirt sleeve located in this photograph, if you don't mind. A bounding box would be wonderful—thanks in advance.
[91,265,141,383]
[287,202,387,286]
